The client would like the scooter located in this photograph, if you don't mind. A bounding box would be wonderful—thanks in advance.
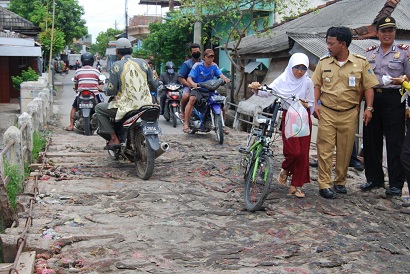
[187,78,226,144]
[162,83,182,128]
[99,104,169,180]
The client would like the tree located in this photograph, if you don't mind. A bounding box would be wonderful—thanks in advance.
[173,0,309,102]
[9,0,87,44]
[39,28,66,64]
[91,28,123,57]
[135,16,193,69]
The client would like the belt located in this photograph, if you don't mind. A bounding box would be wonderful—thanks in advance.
[375,88,400,93]
[321,102,356,112]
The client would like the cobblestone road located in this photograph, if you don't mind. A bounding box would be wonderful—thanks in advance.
[3,75,410,273]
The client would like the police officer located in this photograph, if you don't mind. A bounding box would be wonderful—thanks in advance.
[311,26,378,199]
[361,16,410,196]
[159,61,179,115]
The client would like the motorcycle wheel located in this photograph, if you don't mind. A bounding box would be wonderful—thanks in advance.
[134,129,155,180]
[172,106,179,128]
[84,116,92,136]
[214,113,224,145]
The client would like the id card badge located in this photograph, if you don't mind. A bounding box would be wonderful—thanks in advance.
[349,76,356,87]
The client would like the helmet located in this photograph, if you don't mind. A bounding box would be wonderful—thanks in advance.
[165,61,175,69]
[81,52,94,66]
[116,38,132,49]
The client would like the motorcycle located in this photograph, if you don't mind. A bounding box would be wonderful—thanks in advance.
[96,63,102,72]
[72,75,105,136]
[99,104,169,180]
[187,78,227,144]
[162,83,182,128]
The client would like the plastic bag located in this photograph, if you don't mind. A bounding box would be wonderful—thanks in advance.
[284,100,310,138]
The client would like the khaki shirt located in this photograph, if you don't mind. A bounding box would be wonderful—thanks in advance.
[366,43,410,89]
[311,52,379,111]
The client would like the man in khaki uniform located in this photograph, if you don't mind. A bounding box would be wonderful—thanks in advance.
[311,27,379,199]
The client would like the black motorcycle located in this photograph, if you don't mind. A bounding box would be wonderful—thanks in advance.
[99,104,169,180]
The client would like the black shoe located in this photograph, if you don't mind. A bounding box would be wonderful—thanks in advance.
[385,187,402,196]
[309,161,318,168]
[334,185,347,194]
[319,188,337,199]
[349,162,364,171]
[360,181,384,191]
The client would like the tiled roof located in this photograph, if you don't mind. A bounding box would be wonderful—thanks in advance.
[0,6,35,28]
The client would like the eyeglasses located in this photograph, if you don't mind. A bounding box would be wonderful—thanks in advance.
[292,65,308,71]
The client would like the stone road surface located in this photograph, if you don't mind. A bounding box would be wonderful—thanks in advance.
[3,73,410,273]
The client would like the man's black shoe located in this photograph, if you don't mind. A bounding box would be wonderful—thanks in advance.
[334,185,347,194]
[360,181,384,191]
[319,188,337,199]
[385,187,402,196]
[310,161,318,168]
[349,162,364,171]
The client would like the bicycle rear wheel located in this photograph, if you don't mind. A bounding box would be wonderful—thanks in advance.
[244,154,274,212]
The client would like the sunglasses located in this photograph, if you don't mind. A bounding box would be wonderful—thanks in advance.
[292,65,308,71]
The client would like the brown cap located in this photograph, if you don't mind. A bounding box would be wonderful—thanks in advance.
[203,49,215,57]
[377,16,397,30]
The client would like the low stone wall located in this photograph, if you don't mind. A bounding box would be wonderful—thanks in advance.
[0,76,53,228]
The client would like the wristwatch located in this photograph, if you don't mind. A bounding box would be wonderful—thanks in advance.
[366,107,374,112]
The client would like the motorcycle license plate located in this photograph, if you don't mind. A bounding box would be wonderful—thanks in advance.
[79,103,93,108]
[211,95,225,102]
[142,122,161,135]
[170,91,180,96]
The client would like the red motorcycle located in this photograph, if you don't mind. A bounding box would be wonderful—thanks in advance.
[162,83,183,128]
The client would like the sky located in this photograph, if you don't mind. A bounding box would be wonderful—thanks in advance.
[77,0,169,43]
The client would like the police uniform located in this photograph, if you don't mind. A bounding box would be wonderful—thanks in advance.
[363,17,410,193]
[311,53,378,190]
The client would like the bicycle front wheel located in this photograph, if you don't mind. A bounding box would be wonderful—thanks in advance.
[244,154,274,212]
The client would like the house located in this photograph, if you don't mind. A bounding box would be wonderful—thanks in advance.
[0,7,41,103]
[227,0,410,99]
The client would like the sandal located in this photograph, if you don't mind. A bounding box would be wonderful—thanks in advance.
[277,169,288,185]
[65,126,74,131]
[183,127,192,134]
[179,112,185,120]
[288,187,305,198]
[223,127,230,135]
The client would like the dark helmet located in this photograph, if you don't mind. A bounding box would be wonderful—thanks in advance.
[165,61,175,70]
[81,52,94,66]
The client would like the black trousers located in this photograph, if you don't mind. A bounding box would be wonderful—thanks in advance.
[401,129,410,192]
[363,89,405,188]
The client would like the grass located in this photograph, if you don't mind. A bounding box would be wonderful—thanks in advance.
[32,130,47,162]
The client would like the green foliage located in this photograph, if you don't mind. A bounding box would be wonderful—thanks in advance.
[39,28,66,55]
[9,0,88,44]
[10,67,39,90]
[4,160,24,210]
[93,28,123,57]
[137,14,193,69]
[32,130,47,162]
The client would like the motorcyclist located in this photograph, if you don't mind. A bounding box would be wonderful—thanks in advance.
[65,52,103,131]
[159,61,179,115]
[95,37,158,149]
[185,49,231,134]
[96,60,102,72]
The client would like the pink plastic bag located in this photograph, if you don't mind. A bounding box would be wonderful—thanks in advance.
[284,100,310,138]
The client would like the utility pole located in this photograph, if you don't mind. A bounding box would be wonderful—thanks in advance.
[125,0,128,38]
[47,0,56,87]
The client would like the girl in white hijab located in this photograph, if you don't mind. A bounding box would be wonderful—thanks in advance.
[252,52,314,197]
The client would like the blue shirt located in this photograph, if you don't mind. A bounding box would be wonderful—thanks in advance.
[188,62,222,83]
[178,58,202,79]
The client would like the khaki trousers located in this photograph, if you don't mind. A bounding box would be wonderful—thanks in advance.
[317,107,358,189]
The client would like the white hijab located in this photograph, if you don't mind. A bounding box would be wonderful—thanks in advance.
[268,52,313,109]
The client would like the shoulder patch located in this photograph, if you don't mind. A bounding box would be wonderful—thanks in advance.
[353,54,366,60]
[398,44,409,50]
[320,55,330,61]
[366,45,378,52]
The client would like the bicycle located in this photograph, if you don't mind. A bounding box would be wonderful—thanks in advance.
[239,85,297,211]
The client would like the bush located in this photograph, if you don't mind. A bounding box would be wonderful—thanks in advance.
[11,67,39,90]
[32,131,47,162]
[4,160,24,210]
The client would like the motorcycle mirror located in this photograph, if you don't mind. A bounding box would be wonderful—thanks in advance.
[99,75,107,82]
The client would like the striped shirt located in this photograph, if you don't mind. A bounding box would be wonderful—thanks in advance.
[73,65,101,93]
